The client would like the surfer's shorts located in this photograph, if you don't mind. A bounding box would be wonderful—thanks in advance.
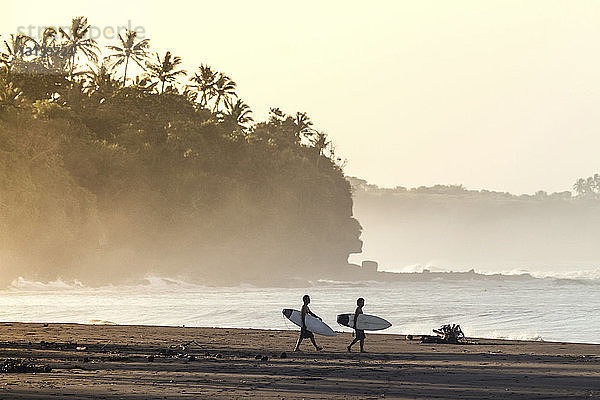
[300,327,314,339]
[355,329,366,340]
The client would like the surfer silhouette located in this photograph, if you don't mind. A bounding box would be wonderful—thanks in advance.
[347,297,366,352]
[294,295,323,352]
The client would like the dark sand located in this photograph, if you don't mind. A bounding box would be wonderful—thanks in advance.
[0,322,599,399]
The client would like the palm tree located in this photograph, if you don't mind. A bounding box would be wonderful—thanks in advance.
[189,64,218,108]
[573,178,589,196]
[269,107,285,124]
[593,173,600,193]
[81,61,121,103]
[105,30,150,86]
[145,51,185,94]
[59,16,99,79]
[212,73,236,113]
[28,28,58,68]
[1,34,35,74]
[586,176,595,193]
[293,112,314,140]
[312,131,329,153]
[223,98,253,131]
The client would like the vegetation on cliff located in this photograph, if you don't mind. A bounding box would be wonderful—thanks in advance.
[0,17,362,284]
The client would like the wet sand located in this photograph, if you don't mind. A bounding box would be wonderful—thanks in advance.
[0,322,599,399]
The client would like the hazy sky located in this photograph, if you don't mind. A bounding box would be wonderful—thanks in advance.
[4,1,600,194]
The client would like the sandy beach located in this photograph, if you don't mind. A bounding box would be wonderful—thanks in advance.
[0,323,597,399]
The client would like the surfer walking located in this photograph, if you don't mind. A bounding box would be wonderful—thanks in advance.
[347,297,366,353]
[294,295,323,352]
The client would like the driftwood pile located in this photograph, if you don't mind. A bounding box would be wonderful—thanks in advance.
[0,359,52,373]
[420,324,466,344]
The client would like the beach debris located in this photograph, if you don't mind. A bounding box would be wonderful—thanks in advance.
[162,340,202,358]
[280,352,288,359]
[171,340,201,351]
[75,346,87,351]
[434,324,465,343]
[0,359,51,373]
[421,324,466,344]
[254,355,262,360]
[159,348,179,356]
[147,355,154,362]
[38,341,80,351]
[261,356,269,362]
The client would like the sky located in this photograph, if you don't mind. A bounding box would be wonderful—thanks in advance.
[4,0,600,194]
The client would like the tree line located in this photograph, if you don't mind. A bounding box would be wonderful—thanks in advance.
[350,176,600,200]
[573,174,600,198]
[0,17,362,285]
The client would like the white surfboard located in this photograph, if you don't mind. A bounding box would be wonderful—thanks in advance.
[336,313,392,331]
[282,309,336,336]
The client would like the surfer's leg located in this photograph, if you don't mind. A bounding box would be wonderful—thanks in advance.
[294,334,303,351]
[305,331,321,350]
[348,328,361,351]
[310,336,322,351]
[357,330,366,352]
[348,336,359,350]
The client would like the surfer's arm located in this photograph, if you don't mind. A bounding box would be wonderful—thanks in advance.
[307,308,321,320]
[353,307,361,329]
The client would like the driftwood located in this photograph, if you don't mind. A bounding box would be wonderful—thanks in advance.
[420,324,466,344]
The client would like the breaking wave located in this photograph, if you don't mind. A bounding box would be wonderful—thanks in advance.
[7,267,600,293]
[9,277,87,291]
[2,271,600,343]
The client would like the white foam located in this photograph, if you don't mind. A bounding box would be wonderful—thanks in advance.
[478,330,544,342]
[9,277,86,291]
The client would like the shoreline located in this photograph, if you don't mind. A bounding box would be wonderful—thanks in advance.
[0,320,587,345]
[0,323,599,398]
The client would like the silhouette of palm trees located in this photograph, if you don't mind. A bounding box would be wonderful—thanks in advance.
[1,34,35,74]
[223,98,253,132]
[105,30,150,86]
[573,178,587,196]
[189,64,218,108]
[573,175,600,197]
[81,62,121,103]
[212,74,237,113]
[312,131,330,168]
[594,174,600,193]
[293,112,315,141]
[145,51,185,94]
[30,28,59,68]
[59,17,99,79]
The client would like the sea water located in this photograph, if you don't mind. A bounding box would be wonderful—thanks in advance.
[1,273,600,344]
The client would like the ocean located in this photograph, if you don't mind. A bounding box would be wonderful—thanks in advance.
[2,272,600,344]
